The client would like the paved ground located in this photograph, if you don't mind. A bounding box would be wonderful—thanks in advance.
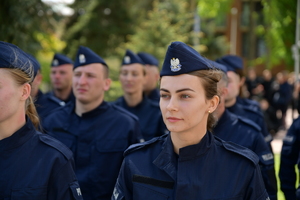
[271,108,299,154]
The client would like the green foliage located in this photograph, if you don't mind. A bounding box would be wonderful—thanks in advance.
[261,0,297,69]
[197,0,233,19]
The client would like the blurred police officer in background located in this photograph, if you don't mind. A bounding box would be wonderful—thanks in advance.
[210,59,278,200]
[42,46,142,200]
[112,41,269,200]
[34,53,75,121]
[0,41,83,200]
[279,115,300,200]
[137,52,160,102]
[216,55,273,150]
[113,49,167,141]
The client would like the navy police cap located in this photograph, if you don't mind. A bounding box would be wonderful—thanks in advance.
[122,50,144,66]
[74,46,108,69]
[205,59,227,73]
[215,55,243,72]
[137,52,159,67]
[51,53,73,67]
[160,41,212,76]
[27,54,41,78]
[0,41,34,79]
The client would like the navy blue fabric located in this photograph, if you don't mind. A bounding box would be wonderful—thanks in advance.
[113,96,167,141]
[27,53,41,78]
[42,101,142,200]
[236,96,261,112]
[0,118,83,200]
[227,102,273,144]
[112,132,269,200]
[74,46,107,69]
[51,53,73,67]
[34,91,75,124]
[137,52,159,66]
[279,116,300,200]
[213,109,277,200]
[121,49,144,66]
[0,41,33,78]
[215,55,243,72]
[146,88,160,103]
[160,41,212,76]
[206,59,227,73]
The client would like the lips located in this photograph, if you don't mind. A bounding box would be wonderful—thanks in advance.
[167,117,181,122]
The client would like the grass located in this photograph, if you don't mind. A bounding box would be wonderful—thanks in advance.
[274,153,299,200]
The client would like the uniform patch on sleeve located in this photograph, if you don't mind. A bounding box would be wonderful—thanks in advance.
[70,182,83,200]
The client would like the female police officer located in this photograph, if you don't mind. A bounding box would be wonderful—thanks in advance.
[0,41,82,200]
[112,41,269,200]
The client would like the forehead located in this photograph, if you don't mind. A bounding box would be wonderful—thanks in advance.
[227,71,239,80]
[0,69,14,84]
[74,63,104,74]
[51,64,73,72]
[160,74,203,90]
[121,63,144,72]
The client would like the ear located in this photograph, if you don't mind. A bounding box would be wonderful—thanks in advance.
[239,76,246,87]
[21,83,31,101]
[103,78,111,91]
[207,95,220,113]
[222,87,228,98]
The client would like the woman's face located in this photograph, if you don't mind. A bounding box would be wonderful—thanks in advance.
[0,69,24,124]
[160,74,214,134]
[119,64,145,95]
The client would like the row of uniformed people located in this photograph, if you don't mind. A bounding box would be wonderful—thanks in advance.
[0,40,279,199]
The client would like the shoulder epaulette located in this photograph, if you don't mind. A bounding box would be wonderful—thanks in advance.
[111,103,139,121]
[236,116,261,132]
[38,133,73,160]
[215,137,259,165]
[124,134,167,156]
[241,105,263,117]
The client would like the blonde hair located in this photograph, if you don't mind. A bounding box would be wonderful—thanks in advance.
[7,68,40,130]
[188,69,222,132]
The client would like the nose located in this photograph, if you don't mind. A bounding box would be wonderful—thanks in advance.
[77,74,87,85]
[166,97,178,112]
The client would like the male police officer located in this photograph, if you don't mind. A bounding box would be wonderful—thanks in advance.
[279,116,300,200]
[211,60,278,200]
[216,55,273,148]
[43,46,142,200]
[137,52,160,102]
[114,50,167,141]
[36,54,75,121]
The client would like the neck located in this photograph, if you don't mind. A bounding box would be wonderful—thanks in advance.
[214,103,226,120]
[170,127,207,155]
[124,92,143,107]
[225,97,236,107]
[54,87,72,101]
[0,110,26,140]
[75,98,103,116]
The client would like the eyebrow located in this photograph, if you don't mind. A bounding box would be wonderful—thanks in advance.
[160,88,195,93]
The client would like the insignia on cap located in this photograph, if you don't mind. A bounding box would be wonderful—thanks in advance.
[53,59,59,66]
[170,58,181,72]
[79,54,86,64]
[124,56,131,64]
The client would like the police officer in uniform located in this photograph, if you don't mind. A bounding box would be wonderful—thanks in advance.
[137,52,160,102]
[211,60,277,200]
[39,54,75,120]
[112,41,269,200]
[114,50,167,141]
[279,115,300,200]
[216,55,273,149]
[43,46,142,200]
[0,41,83,200]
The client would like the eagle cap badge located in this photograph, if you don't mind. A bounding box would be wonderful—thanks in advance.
[79,54,86,64]
[170,58,182,72]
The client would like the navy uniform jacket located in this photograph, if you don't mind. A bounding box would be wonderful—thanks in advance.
[147,88,160,102]
[236,96,261,112]
[112,132,270,200]
[213,109,277,200]
[0,118,82,200]
[43,101,142,200]
[35,91,75,123]
[279,116,300,200]
[227,102,273,146]
[113,96,167,141]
